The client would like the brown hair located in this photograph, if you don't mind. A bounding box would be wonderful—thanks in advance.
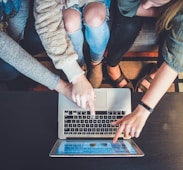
[156,0,183,33]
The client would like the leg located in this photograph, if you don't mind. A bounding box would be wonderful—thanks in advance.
[106,3,143,88]
[7,0,30,42]
[0,58,28,91]
[104,0,111,8]
[0,58,19,81]
[135,30,165,92]
[84,2,110,87]
[84,2,109,64]
[0,1,28,80]
[20,0,45,55]
[63,7,85,67]
[1,0,32,90]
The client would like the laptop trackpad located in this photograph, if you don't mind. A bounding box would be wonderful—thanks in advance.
[94,90,107,108]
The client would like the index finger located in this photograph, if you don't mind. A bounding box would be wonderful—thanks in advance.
[113,124,125,143]
[87,100,95,119]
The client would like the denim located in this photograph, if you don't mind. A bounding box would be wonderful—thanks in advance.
[0,0,21,21]
[68,28,85,66]
[107,0,157,67]
[115,0,183,73]
[104,0,111,8]
[85,20,110,63]
[67,0,110,65]
[7,0,30,42]
[0,58,19,80]
[161,10,183,72]
[107,2,144,67]
[117,0,140,17]
[0,0,30,80]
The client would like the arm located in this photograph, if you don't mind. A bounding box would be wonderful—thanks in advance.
[33,0,84,82]
[112,62,178,142]
[0,31,90,107]
[0,31,60,90]
[136,3,161,17]
[34,0,95,115]
[117,0,160,17]
[112,8,183,142]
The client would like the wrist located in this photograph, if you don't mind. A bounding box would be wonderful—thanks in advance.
[72,74,85,84]
[54,79,68,93]
[139,101,154,114]
[135,105,151,119]
[62,60,84,82]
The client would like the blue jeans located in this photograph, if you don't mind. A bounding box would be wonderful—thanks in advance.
[0,0,30,80]
[67,1,110,66]
[0,58,19,80]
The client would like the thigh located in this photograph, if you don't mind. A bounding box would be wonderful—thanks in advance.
[107,14,143,66]
[7,0,31,42]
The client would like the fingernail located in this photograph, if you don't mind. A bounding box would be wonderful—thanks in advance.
[91,114,95,119]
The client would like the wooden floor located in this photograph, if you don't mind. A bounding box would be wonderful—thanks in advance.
[7,60,180,92]
[1,51,182,92]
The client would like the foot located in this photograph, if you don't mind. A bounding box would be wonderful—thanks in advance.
[107,65,131,86]
[107,64,134,91]
[136,64,158,92]
[88,62,103,88]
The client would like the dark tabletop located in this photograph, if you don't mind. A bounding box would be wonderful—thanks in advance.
[0,91,183,170]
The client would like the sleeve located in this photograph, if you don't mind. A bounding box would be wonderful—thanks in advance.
[162,14,183,73]
[34,0,84,82]
[0,31,60,90]
[117,0,140,17]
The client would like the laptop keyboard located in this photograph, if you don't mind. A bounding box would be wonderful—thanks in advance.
[64,110,125,136]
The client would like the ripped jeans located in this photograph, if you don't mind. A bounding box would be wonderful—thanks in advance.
[67,1,110,66]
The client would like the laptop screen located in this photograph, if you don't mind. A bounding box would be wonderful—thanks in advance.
[50,139,144,157]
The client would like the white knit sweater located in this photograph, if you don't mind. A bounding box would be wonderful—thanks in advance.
[34,0,101,82]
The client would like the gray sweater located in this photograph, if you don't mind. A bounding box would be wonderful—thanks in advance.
[0,31,60,90]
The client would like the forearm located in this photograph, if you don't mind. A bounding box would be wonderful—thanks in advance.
[34,0,71,63]
[0,31,60,90]
[136,4,160,17]
[54,79,72,96]
[112,62,178,141]
[141,62,178,110]
[34,0,84,82]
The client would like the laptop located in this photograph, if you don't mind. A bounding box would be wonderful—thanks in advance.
[49,88,144,157]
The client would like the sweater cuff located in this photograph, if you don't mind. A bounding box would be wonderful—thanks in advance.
[62,60,84,82]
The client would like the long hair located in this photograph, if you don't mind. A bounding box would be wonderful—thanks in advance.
[156,0,183,33]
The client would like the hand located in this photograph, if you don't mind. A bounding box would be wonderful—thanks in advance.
[71,74,95,117]
[54,79,73,100]
[111,105,150,143]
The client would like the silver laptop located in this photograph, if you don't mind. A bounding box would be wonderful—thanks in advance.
[49,88,144,157]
